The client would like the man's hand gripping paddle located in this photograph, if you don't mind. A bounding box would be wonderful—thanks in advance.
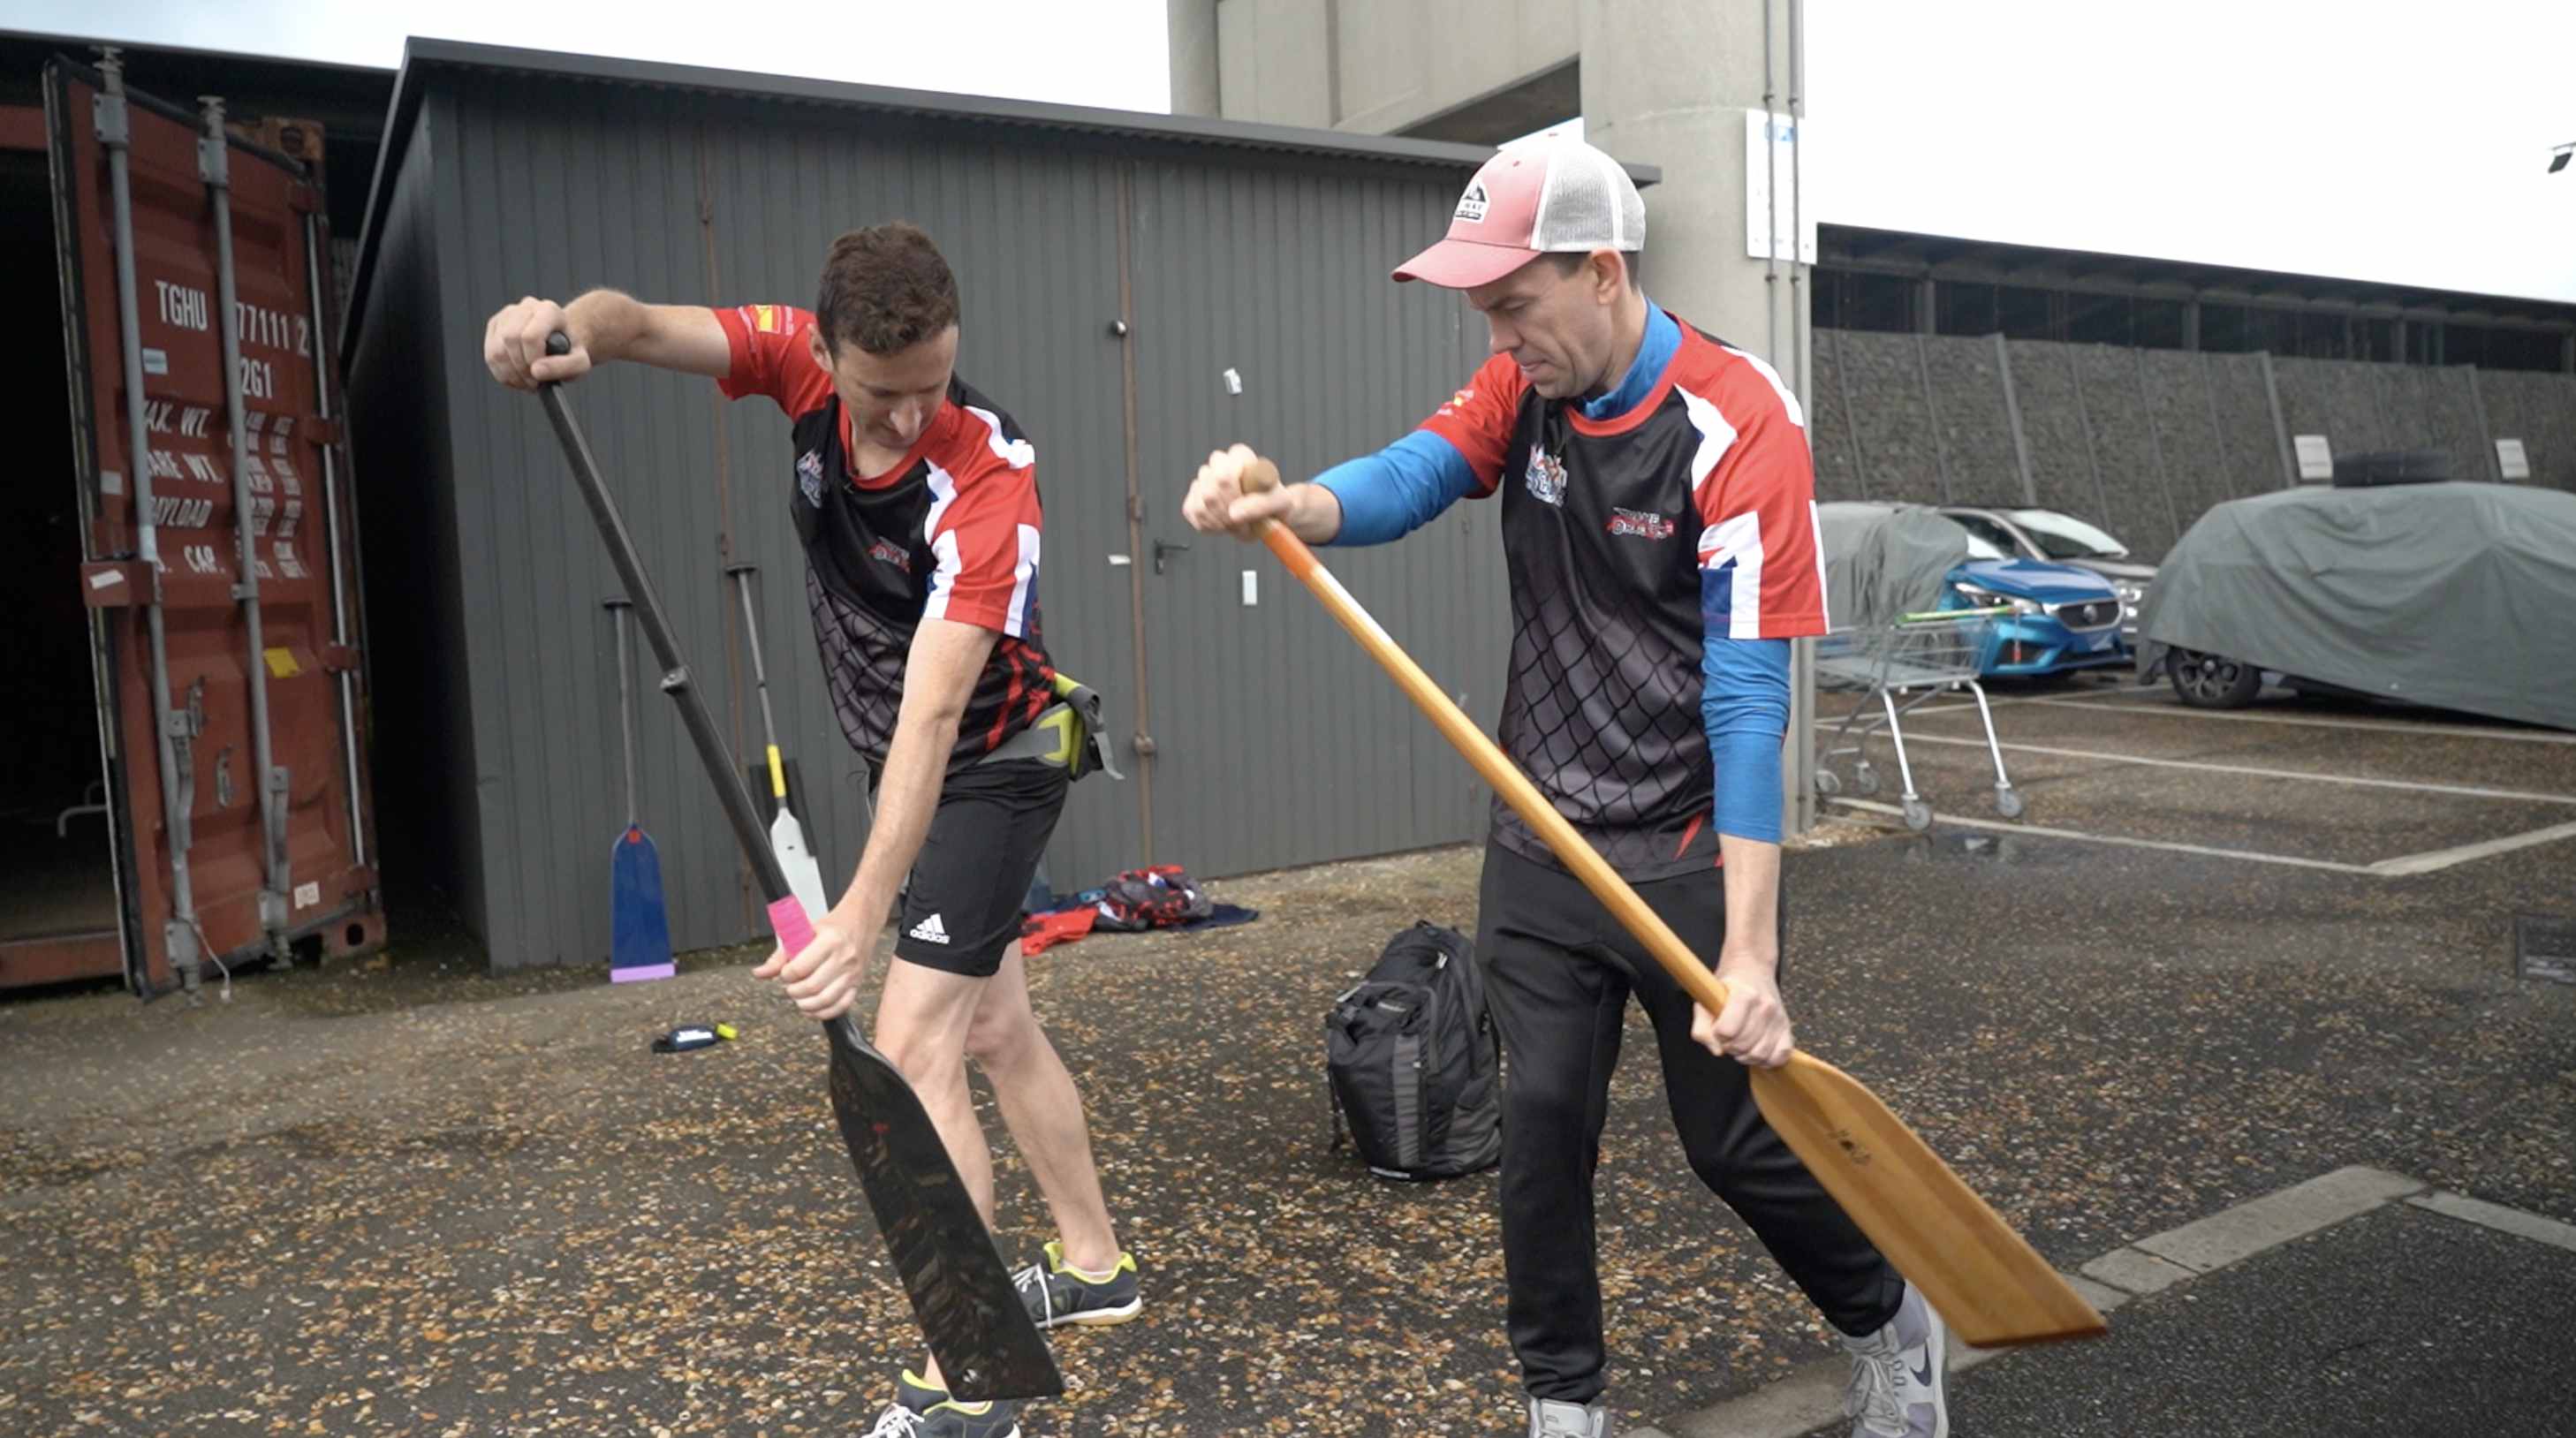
[1234,455,2103,1349]
[535,334,1060,1399]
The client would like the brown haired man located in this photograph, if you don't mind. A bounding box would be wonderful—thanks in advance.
[486,223,1135,1438]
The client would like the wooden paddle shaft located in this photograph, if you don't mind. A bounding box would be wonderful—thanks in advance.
[1231,456,2108,1347]
[1239,458,1735,1017]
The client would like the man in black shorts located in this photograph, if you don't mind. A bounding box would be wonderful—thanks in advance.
[486,223,1136,1438]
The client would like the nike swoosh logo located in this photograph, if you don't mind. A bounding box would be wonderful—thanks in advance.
[1910,1352,1937,1388]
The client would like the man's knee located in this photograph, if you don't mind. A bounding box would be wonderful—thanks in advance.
[1502,1063,1600,1143]
[964,1003,1041,1071]
[875,1025,966,1088]
[874,976,977,1088]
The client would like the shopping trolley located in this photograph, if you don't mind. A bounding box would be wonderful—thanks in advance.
[1812,607,2024,832]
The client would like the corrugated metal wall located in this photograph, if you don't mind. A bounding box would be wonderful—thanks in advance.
[1812,329,2576,561]
[1125,158,1502,879]
[358,72,1499,968]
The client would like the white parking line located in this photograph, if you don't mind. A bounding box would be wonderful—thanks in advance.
[1822,798,2376,873]
[1646,1168,2576,1438]
[1823,798,2576,875]
[1822,729,2576,806]
[2368,821,2576,876]
[2021,695,2576,745]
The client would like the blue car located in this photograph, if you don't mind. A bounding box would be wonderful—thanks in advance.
[1942,556,2130,677]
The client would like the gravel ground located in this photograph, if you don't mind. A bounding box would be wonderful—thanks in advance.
[6,686,2572,1436]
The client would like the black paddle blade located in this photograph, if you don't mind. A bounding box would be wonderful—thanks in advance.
[826,1015,1064,1402]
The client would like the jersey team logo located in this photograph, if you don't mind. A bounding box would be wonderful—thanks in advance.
[1453,181,1489,224]
[1605,506,1677,541]
[1523,449,1567,507]
[796,449,825,507]
[1437,387,1476,418]
[747,303,784,334]
[868,537,914,575]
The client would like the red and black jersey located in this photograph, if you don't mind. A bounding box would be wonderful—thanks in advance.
[714,302,1055,769]
[1420,317,1829,880]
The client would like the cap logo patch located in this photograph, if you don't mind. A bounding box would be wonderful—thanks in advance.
[1454,181,1489,223]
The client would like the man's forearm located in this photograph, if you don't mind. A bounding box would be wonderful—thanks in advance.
[835,711,963,929]
[1273,482,1345,544]
[564,289,649,362]
[1716,833,1782,974]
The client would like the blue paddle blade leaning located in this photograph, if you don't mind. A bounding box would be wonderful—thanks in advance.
[610,823,674,981]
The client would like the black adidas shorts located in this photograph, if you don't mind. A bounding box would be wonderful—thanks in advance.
[890,758,1069,979]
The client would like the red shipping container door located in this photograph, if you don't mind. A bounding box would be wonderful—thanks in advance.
[10,52,382,996]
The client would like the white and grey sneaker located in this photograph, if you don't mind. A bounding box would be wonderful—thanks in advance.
[1527,1396,1611,1437]
[1840,1283,1949,1438]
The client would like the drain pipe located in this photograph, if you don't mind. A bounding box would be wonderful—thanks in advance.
[1790,0,1808,400]
[1762,0,1781,367]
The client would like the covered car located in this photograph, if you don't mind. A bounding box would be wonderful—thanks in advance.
[2138,481,2576,730]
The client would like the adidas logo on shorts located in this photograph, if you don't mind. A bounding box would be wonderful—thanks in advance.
[908,913,951,945]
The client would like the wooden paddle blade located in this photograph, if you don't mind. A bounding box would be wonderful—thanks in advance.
[1751,1055,2105,1347]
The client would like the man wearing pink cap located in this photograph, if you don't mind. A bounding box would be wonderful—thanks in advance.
[1182,140,1951,1438]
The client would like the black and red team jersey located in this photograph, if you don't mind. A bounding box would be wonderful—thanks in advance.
[1420,317,1830,881]
[713,302,1055,770]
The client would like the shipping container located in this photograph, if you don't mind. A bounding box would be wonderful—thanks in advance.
[3,50,383,995]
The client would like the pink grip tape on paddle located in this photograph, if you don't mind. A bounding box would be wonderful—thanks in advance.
[769,897,818,957]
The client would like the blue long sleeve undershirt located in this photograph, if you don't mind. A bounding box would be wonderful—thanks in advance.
[1314,298,1786,844]
[1313,430,1479,547]
[1703,624,1790,844]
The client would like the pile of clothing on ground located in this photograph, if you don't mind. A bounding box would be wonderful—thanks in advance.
[1017,865,1259,956]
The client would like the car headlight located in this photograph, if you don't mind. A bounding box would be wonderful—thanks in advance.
[1955,583,2041,617]
[2111,581,2145,603]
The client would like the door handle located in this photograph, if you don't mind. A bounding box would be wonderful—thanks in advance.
[1152,538,1191,574]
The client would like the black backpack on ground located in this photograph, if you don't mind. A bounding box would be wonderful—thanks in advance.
[1326,921,1502,1181]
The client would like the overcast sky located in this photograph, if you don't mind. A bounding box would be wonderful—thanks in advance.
[16,0,2573,303]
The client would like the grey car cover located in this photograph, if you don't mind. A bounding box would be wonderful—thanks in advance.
[2138,482,2576,730]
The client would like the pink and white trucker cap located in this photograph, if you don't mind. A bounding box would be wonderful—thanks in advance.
[1393,138,1646,289]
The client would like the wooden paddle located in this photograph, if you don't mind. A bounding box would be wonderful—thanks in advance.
[1237,455,2104,1348]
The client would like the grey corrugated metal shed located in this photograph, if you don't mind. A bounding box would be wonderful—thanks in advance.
[344,39,1625,970]
[341,39,1656,368]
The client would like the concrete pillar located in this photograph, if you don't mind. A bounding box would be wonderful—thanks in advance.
[1580,0,1819,833]
[1218,0,1335,128]
[1578,0,1807,374]
[1169,0,1222,117]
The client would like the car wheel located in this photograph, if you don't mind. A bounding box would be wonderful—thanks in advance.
[2169,647,2262,708]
